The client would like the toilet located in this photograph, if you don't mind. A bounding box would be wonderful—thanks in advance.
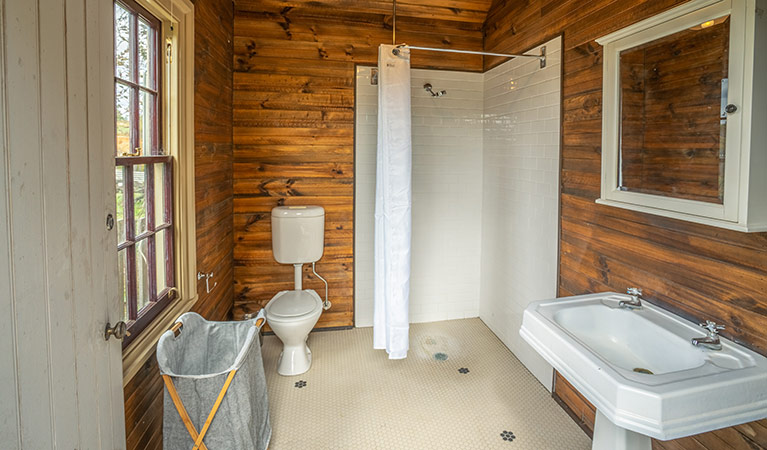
[265,205,328,376]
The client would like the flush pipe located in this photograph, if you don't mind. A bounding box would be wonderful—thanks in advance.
[293,264,302,290]
[312,262,331,310]
[293,262,331,310]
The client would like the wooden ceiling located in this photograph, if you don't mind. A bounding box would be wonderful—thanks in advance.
[235,0,496,27]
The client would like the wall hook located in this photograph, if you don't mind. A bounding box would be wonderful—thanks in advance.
[197,271,217,294]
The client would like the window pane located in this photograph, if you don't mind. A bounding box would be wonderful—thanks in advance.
[154,163,167,225]
[114,3,132,80]
[115,83,132,156]
[138,19,154,89]
[136,239,150,312]
[115,166,126,243]
[156,229,168,295]
[118,249,128,320]
[138,91,156,155]
[134,165,147,235]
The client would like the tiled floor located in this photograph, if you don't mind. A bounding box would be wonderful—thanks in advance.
[261,318,591,449]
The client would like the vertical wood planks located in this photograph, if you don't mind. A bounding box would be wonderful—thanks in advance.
[38,0,80,446]
[4,0,55,446]
[1,0,126,447]
[0,0,20,445]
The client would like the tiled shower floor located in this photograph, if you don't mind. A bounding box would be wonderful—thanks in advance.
[261,318,591,449]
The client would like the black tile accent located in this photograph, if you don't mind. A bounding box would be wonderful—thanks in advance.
[294,380,307,388]
[500,430,516,442]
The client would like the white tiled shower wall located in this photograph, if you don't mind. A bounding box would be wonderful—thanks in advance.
[355,67,485,326]
[479,38,561,390]
[354,38,561,389]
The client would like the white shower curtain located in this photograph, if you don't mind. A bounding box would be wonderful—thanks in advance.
[373,44,412,359]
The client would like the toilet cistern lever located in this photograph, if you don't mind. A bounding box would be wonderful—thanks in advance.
[198,271,217,294]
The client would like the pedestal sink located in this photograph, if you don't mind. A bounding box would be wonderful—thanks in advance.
[519,292,767,450]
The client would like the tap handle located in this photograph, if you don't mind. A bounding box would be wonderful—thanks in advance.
[699,320,725,334]
[627,287,642,296]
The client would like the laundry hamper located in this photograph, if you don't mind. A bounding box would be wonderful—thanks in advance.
[157,311,271,450]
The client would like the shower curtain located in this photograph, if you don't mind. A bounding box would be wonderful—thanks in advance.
[373,44,412,360]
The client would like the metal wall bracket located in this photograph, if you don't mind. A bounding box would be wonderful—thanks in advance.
[197,271,217,294]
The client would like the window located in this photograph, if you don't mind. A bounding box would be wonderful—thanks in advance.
[114,0,175,345]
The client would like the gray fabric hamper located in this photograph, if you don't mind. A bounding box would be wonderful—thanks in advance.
[157,311,271,450]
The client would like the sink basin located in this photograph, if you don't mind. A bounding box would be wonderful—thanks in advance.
[520,292,767,449]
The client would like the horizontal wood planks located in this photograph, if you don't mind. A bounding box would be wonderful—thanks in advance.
[236,0,494,24]
[124,0,235,449]
[232,4,485,328]
[553,372,595,433]
[483,0,767,448]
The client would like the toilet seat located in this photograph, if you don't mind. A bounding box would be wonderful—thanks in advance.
[266,290,322,321]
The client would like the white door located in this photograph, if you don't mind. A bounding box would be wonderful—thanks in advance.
[0,0,126,449]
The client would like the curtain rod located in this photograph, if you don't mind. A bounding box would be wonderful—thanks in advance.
[392,44,547,68]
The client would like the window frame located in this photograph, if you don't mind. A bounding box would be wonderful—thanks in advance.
[117,0,198,383]
[114,0,162,158]
[116,156,175,343]
[114,0,176,346]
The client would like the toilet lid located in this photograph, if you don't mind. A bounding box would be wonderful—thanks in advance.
[267,290,320,318]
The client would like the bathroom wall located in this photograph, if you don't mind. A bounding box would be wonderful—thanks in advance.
[483,0,767,448]
[231,4,485,329]
[123,0,235,448]
[478,37,562,391]
[355,67,484,326]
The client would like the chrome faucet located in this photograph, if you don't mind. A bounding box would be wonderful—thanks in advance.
[619,287,643,310]
[691,320,725,351]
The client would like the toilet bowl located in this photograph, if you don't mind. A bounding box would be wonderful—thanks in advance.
[265,289,323,376]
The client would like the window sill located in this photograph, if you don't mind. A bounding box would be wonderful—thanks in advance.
[122,292,197,386]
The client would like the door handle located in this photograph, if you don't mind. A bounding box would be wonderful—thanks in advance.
[104,321,131,341]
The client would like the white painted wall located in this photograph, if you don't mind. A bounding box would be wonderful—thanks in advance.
[355,67,484,326]
[479,37,562,390]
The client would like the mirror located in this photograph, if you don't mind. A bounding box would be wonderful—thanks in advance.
[618,14,730,205]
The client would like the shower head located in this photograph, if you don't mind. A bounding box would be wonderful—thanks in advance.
[424,83,446,98]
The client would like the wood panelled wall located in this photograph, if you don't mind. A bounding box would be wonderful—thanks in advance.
[483,0,767,448]
[231,4,484,327]
[124,0,235,448]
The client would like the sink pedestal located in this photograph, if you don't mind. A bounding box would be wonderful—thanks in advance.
[593,411,651,450]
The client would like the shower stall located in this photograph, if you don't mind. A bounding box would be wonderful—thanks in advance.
[357,37,562,387]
